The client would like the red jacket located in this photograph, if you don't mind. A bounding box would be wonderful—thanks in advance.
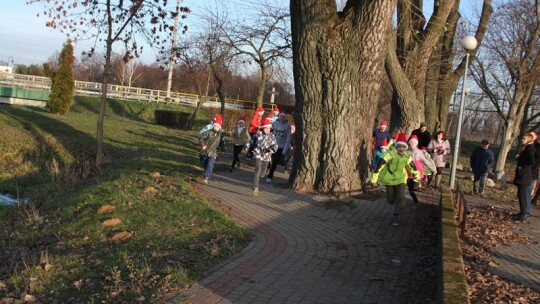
[248,111,264,133]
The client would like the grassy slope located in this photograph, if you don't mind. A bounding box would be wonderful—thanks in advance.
[0,97,250,302]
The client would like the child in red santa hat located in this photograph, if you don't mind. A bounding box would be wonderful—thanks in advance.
[370,133,420,226]
[248,117,278,196]
[199,114,224,184]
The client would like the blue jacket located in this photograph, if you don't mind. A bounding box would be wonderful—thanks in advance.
[470,147,495,175]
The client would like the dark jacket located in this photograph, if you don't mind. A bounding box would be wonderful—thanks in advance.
[514,143,536,185]
[372,128,392,151]
[532,141,540,180]
[411,128,431,149]
[199,129,222,158]
[470,146,495,175]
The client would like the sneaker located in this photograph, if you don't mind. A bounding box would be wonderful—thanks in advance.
[266,177,272,183]
[236,162,241,168]
[200,177,209,185]
[253,188,259,197]
[391,215,399,226]
[228,167,233,173]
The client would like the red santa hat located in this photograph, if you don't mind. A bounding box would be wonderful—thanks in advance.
[238,116,246,124]
[380,120,388,127]
[213,114,223,128]
[394,133,408,147]
[261,117,273,129]
[273,106,280,113]
[256,106,265,113]
[380,138,388,149]
[408,134,419,144]
[266,113,274,120]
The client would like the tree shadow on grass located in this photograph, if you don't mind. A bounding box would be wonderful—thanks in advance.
[0,104,228,302]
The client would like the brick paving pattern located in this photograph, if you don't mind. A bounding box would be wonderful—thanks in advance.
[166,156,441,304]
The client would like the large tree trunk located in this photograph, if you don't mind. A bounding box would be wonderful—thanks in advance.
[496,120,518,174]
[386,34,422,134]
[290,0,396,196]
[495,100,527,173]
[424,48,440,133]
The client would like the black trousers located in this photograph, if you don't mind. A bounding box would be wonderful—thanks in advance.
[386,184,405,215]
[231,144,243,168]
[267,148,284,179]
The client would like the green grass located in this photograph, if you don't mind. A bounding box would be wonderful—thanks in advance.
[0,97,251,302]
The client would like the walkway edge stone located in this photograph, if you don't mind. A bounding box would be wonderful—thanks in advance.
[438,186,470,304]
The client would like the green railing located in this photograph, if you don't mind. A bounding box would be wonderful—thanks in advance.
[0,86,49,101]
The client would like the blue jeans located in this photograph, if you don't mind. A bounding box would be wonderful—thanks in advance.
[473,173,488,194]
[200,155,216,179]
[525,182,532,215]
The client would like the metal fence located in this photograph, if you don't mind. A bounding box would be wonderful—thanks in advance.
[455,182,470,236]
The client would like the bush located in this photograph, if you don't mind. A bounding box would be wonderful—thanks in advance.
[47,39,75,115]
[154,110,191,128]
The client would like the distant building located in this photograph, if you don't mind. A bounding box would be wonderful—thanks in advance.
[0,66,13,73]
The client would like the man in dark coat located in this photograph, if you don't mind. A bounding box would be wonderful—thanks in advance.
[411,122,431,150]
[470,139,495,196]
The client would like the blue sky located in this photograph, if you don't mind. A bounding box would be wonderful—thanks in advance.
[0,1,68,65]
[0,0,291,66]
[0,0,202,65]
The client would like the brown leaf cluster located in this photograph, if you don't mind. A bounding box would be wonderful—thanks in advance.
[98,205,115,214]
[461,206,539,303]
[106,231,133,243]
[102,218,122,227]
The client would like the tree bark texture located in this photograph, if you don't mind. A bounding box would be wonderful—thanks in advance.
[386,0,457,133]
[290,0,396,195]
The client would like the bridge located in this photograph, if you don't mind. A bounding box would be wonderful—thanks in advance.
[0,72,260,110]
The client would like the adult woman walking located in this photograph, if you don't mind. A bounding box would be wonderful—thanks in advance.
[514,133,536,222]
[427,131,451,188]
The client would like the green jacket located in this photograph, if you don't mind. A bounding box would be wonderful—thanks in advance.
[370,149,419,186]
[200,129,222,158]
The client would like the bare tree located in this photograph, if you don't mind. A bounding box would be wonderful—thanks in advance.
[29,0,190,166]
[290,0,396,195]
[75,54,105,82]
[470,0,540,175]
[214,1,291,106]
[112,55,142,87]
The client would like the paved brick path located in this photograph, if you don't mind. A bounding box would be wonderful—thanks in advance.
[466,195,540,292]
[167,159,440,304]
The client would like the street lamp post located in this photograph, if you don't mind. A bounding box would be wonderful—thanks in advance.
[5,56,14,73]
[449,36,478,190]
